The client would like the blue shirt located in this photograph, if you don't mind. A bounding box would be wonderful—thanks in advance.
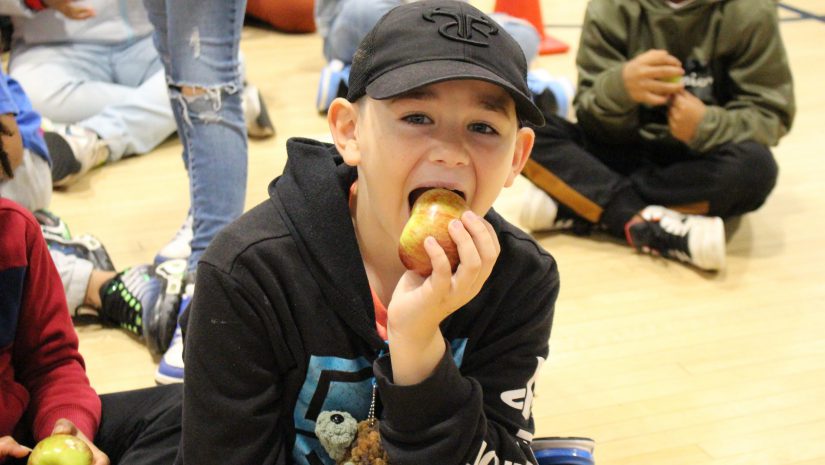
[0,74,49,163]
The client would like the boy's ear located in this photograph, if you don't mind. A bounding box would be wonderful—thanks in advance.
[504,126,535,187]
[327,98,360,166]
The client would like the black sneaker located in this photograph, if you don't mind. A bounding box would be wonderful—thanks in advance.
[44,233,115,272]
[625,206,725,271]
[99,259,186,355]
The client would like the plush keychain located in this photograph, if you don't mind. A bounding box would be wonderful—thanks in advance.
[315,410,390,465]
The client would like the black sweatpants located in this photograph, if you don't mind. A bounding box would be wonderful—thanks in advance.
[526,114,779,237]
[12,384,182,465]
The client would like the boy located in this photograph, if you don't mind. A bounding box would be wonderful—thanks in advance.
[0,196,182,465]
[176,1,558,464]
[498,0,795,271]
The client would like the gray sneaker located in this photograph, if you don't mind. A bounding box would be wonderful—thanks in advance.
[44,124,110,187]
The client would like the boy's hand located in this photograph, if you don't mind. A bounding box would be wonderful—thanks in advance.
[42,0,96,20]
[388,211,500,385]
[668,90,706,143]
[622,49,684,106]
[51,419,110,465]
[0,436,32,461]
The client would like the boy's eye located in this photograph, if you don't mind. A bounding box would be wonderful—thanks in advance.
[403,114,432,125]
[469,122,498,135]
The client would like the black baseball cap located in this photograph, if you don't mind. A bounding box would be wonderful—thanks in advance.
[347,0,545,126]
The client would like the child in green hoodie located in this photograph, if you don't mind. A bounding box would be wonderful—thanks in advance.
[497,0,795,271]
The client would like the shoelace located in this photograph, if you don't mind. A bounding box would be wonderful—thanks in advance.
[639,218,692,261]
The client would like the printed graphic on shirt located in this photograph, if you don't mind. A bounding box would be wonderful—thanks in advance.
[461,357,545,464]
[292,339,467,465]
[467,439,532,465]
[681,58,714,104]
[500,356,544,420]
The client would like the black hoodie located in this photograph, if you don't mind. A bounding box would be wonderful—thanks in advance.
[176,138,559,465]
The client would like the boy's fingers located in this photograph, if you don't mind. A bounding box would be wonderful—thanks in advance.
[0,436,33,458]
[646,80,681,97]
[643,92,669,106]
[461,211,498,265]
[641,49,681,67]
[452,215,482,270]
[423,236,452,293]
[651,65,684,80]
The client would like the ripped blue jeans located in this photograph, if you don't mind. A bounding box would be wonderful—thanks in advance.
[143,0,249,273]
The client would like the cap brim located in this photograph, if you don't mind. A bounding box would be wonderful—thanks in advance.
[365,61,545,126]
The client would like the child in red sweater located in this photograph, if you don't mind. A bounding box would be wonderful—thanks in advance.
[0,197,181,464]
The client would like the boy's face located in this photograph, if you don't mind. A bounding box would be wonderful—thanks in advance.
[0,114,24,183]
[330,79,534,242]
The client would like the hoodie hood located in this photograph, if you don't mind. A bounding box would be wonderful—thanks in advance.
[268,138,386,348]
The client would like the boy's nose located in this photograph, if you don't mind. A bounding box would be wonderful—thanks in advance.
[429,140,470,167]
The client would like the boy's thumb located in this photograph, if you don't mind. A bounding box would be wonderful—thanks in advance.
[50,419,77,436]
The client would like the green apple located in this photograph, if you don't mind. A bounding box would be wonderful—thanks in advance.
[28,434,92,465]
[398,188,469,277]
[660,75,682,84]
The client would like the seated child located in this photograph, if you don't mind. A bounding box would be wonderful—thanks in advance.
[175,1,559,464]
[0,196,182,465]
[496,0,795,271]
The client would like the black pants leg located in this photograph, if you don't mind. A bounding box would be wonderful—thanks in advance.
[96,384,182,465]
[527,115,649,237]
[527,115,778,237]
[626,140,778,218]
[8,385,182,465]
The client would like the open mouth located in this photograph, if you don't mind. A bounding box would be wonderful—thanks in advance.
[408,187,466,209]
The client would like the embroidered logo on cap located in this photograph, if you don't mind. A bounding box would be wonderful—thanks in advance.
[423,7,499,47]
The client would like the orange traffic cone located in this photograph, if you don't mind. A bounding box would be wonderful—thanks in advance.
[494,0,569,55]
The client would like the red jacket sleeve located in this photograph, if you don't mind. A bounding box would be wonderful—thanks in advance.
[11,207,101,440]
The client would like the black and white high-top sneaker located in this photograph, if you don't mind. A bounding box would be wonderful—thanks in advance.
[625,206,725,271]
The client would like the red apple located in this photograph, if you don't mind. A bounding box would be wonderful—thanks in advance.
[398,188,469,277]
[28,434,93,465]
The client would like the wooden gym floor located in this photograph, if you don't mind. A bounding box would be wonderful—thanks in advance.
[44,1,825,464]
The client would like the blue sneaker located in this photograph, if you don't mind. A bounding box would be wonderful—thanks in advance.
[527,69,575,120]
[531,437,595,465]
[99,259,186,355]
[155,271,194,384]
[316,59,351,114]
